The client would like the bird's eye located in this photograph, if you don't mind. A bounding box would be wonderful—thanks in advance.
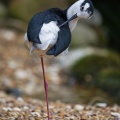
[81,6,84,11]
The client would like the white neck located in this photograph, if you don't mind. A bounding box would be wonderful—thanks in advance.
[67,1,82,31]
[67,0,84,31]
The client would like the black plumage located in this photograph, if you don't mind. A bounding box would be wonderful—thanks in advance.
[27,8,71,56]
[46,24,71,56]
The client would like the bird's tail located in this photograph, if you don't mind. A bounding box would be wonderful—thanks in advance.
[24,33,31,49]
[24,33,35,55]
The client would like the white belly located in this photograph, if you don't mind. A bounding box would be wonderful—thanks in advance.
[38,21,60,50]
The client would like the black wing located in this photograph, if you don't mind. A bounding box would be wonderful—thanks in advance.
[27,8,71,56]
[46,24,71,56]
[27,12,43,44]
[27,8,62,44]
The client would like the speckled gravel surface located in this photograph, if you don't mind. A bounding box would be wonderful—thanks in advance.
[1,24,120,120]
[0,28,71,99]
[0,92,120,120]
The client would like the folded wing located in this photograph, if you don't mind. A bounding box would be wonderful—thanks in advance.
[46,24,71,56]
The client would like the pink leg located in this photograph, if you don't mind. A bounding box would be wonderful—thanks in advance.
[40,56,50,120]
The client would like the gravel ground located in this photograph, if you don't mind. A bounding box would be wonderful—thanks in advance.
[0,26,120,120]
[0,28,68,96]
[0,92,120,120]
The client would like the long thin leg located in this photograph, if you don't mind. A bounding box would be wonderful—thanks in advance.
[40,56,50,120]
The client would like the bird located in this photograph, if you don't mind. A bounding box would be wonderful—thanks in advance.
[24,0,94,119]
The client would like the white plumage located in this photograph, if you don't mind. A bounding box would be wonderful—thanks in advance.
[39,21,60,50]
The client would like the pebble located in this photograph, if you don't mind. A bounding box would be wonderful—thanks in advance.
[17,97,24,102]
[13,107,21,112]
[49,105,54,109]
[31,112,41,117]
[29,117,35,120]
[43,113,48,118]
[9,112,19,118]
[0,30,17,41]
[0,98,6,103]
[65,105,72,109]
[95,103,107,108]
[23,106,29,110]
[7,60,18,69]
[9,117,16,120]
[69,115,75,119]
[2,107,12,111]
[112,104,119,111]
[14,69,29,80]
[74,104,84,111]
[111,112,120,119]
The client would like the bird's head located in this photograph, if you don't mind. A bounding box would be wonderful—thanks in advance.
[60,0,94,27]
[75,0,94,19]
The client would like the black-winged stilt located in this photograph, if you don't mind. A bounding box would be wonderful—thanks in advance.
[24,0,94,119]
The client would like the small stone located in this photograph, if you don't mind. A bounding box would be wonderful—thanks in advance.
[0,98,6,103]
[86,111,94,116]
[31,112,41,117]
[9,112,18,117]
[95,103,107,108]
[69,115,75,119]
[16,117,23,120]
[13,107,21,112]
[2,107,12,111]
[23,106,29,110]
[74,104,84,111]
[65,105,72,109]
[43,113,48,118]
[111,112,120,119]
[17,97,24,102]
[111,104,119,111]
[29,117,35,120]
[49,105,54,109]
[7,60,18,69]
[8,117,16,120]
[1,30,17,41]
[14,69,28,80]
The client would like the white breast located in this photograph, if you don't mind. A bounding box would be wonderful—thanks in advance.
[66,1,80,31]
[37,21,60,50]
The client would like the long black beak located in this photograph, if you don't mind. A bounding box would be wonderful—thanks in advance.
[59,13,77,28]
